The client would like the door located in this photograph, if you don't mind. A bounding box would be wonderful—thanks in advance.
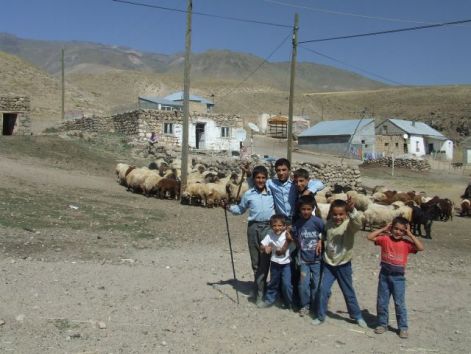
[2,113,17,135]
[195,123,205,149]
[427,143,434,154]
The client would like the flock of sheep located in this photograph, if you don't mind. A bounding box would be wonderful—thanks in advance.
[115,160,248,206]
[115,160,460,239]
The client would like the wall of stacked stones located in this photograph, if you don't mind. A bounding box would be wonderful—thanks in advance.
[361,157,431,171]
[189,154,362,189]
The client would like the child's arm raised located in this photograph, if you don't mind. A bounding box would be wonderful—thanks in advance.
[346,196,363,233]
[405,224,425,251]
[367,223,391,242]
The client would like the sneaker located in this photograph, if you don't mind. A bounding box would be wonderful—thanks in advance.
[299,307,310,317]
[399,330,409,339]
[357,318,368,329]
[311,318,324,326]
[374,326,387,334]
[257,301,272,309]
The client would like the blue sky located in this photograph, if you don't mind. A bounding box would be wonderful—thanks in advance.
[1,0,470,85]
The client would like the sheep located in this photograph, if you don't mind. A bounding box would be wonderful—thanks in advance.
[142,172,163,197]
[226,179,249,203]
[116,163,136,186]
[411,206,433,238]
[156,178,181,200]
[372,192,388,204]
[315,194,327,204]
[460,199,471,217]
[182,182,208,206]
[316,203,331,222]
[363,203,413,230]
[346,190,371,211]
[125,167,152,193]
[326,193,347,204]
[372,185,388,194]
[205,176,232,207]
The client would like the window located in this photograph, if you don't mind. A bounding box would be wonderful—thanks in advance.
[382,125,388,134]
[361,139,365,144]
[416,141,420,152]
[384,142,389,147]
[395,142,399,147]
[221,127,230,138]
[164,123,174,134]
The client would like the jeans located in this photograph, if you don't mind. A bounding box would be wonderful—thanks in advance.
[317,262,363,322]
[265,262,293,306]
[377,270,408,330]
[247,221,271,299]
[298,262,321,310]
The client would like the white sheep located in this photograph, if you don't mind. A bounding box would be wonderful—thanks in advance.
[142,172,163,196]
[326,193,347,204]
[346,190,371,211]
[125,167,152,193]
[116,163,135,186]
[182,182,208,206]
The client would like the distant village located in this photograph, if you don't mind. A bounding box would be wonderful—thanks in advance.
[1,91,470,165]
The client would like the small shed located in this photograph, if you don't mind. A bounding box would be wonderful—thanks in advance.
[0,96,31,135]
[298,119,376,159]
[462,137,471,165]
[267,115,288,138]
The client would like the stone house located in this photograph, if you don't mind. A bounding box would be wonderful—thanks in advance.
[375,118,453,160]
[138,92,214,114]
[0,96,31,135]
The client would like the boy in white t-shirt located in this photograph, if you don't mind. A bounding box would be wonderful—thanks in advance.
[257,215,293,309]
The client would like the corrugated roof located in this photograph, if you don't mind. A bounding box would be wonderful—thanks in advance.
[388,119,447,138]
[139,96,183,106]
[299,119,374,137]
[164,91,214,105]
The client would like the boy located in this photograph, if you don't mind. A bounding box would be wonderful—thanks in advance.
[291,195,324,317]
[223,165,274,305]
[258,215,293,309]
[293,168,322,220]
[312,197,367,328]
[243,159,324,224]
[367,217,424,339]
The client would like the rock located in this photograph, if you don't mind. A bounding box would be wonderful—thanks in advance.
[97,321,107,329]
[0,319,5,326]
[15,314,25,322]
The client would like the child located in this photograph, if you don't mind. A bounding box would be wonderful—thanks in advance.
[312,197,367,328]
[367,217,424,339]
[257,215,293,309]
[293,168,322,220]
[224,165,274,305]
[291,195,324,317]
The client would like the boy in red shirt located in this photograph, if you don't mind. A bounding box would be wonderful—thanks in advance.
[367,217,424,339]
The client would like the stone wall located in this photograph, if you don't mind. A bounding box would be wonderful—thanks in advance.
[0,96,31,135]
[361,157,431,171]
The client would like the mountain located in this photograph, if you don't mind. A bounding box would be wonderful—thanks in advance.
[0,33,385,92]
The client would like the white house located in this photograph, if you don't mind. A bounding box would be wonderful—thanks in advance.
[375,119,453,160]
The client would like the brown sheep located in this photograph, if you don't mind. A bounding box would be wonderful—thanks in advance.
[156,178,181,200]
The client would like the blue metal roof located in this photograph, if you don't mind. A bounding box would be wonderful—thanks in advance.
[164,91,214,105]
[139,96,183,106]
[299,119,374,137]
[388,119,447,139]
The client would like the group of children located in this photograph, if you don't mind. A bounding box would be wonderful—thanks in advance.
[224,158,424,339]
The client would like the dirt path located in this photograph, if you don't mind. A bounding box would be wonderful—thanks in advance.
[1,137,471,353]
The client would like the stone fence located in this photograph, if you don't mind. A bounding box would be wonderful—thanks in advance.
[361,157,431,171]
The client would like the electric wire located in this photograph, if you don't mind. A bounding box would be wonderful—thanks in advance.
[300,18,471,44]
[217,32,292,99]
[112,0,292,28]
[263,0,471,27]
[299,45,403,85]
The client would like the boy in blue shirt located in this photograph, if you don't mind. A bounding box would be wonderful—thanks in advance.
[291,194,324,317]
[223,165,274,305]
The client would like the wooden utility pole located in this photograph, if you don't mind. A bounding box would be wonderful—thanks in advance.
[287,13,299,162]
[61,48,65,120]
[180,0,192,197]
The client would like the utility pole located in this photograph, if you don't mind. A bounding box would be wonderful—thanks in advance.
[61,48,65,120]
[180,0,192,197]
[287,13,298,162]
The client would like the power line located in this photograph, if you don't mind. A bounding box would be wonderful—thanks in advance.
[216,32,292,99]
[300,18,471,44]
[299,45,403,85]
[264,0,471,27]
[112,0,292,28]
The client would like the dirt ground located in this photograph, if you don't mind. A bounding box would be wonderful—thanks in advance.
[1,135,470,353]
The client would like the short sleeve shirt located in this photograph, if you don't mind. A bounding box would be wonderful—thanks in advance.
[261,231,291,265]
[375,234,417,273]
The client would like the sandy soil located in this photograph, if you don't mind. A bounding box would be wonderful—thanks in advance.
[1,136,470,353]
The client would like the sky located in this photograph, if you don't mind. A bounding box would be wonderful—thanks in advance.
[1,0,471,85]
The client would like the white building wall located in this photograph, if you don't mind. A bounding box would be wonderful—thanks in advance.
[441,139,453,160]
[408,135,426,156]
[172,118,240,151]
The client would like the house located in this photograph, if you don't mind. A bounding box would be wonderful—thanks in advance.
[257,113,310,137]
[164,91,214,113]
[462,136,471,164]
[138,92,214,113]
[298,119,376,159]
[375,118,453,160]
[138,96,183,111]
